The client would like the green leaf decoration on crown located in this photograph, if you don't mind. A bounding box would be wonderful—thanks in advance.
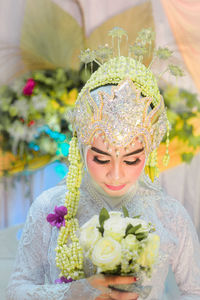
[108,26,128,39]
[95,45,113,65]
[135,28,155,46]
[79,27,184,88]
[168,65,184,77]
[156,47,173,60]
[78,27,184,106]
[79,49,96,65]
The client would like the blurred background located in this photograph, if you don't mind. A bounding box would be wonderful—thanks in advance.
[0,0,200,299]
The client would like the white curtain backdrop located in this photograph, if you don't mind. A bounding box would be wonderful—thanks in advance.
[0,0,199,239]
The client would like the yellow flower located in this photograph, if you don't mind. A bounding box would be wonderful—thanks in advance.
[34,112,42,120]
[60,89,78,106]
[50,99,60,110]
[175,117,184,131]
[59,107,66,114]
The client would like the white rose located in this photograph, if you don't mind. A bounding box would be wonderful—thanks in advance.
[137,233,160,267]
[122,234,138,251]
[125,217,148,233]
[109,211,123,218]
[80,215,101,255]
[104,213,126,242]
[91,237,121,271]
[81,215,99,229]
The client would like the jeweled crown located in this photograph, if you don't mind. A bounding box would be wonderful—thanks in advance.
[68,27,183,160]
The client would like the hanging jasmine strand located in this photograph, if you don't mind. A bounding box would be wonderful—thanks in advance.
[55,136,84,280]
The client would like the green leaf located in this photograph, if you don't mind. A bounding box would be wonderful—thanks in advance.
[135,232,148,241]
[103,264,121,276]
[99,208,110,227]
[125,224,133,236]
[181,152,194,163]
[125,224,142,236]
[188,136,200,149]
[133,215,141,219]
[122,206,129,217]
[166,110,178,125]
[97,226,104,236]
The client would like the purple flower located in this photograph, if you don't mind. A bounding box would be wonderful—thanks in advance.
[46,206,67,228]
[55,276,73,284]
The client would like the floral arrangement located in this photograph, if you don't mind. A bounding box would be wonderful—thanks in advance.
[0,67,89,176]
[80,208,160,280]
[162,86,200,163]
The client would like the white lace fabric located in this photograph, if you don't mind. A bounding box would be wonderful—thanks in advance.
[6,174,200,300]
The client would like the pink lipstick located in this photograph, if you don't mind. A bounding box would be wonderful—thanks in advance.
[105,184,126,191]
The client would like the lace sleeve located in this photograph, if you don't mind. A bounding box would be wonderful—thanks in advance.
[171,203,200,299]
[6,192,100,300]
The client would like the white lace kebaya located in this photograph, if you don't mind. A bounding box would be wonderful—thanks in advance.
[6,172,200,300]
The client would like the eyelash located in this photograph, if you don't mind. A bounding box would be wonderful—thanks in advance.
[93,156,141,165]
[93,156,110,164]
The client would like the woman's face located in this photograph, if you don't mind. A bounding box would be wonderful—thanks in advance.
[86,135,146,196]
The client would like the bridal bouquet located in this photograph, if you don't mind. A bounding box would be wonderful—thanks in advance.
[80,207,160,297]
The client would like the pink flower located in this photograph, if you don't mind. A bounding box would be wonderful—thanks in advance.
[23,78,35,95]
[46,206,68,228]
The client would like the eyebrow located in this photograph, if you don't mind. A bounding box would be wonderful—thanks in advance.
[91,147,144,157]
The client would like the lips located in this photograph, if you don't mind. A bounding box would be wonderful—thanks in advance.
[105,184,126,191]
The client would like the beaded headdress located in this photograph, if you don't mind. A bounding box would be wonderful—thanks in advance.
[67,27,183,177]
[54,27,182,282]
[70,57,167,154]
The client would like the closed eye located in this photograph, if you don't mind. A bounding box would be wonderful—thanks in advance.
[124,158,140,165]
[93,156,110,164]
[93,156,141,165]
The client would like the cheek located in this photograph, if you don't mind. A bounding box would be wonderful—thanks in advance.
[127,157,145,182]
[86,154,105,182]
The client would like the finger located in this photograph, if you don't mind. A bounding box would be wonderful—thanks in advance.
[105,276,137,286]
[87,277,113,293]
[109,290,138,300]
[88,274,137,289]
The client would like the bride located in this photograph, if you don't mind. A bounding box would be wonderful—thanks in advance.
[6,31,200,300]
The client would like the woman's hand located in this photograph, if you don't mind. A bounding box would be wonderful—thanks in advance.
[87,274,138,300]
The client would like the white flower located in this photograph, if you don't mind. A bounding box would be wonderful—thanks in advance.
[122,234,138,251]
[91,237,121,271]
[80,215,101,256]
[104,212,126,242]
[81,215,99,230]
[32,95,48,110]
[137,233,160,267]
[109,211,123,218]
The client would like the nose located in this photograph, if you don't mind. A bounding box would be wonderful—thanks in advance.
[108,161,124,183]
